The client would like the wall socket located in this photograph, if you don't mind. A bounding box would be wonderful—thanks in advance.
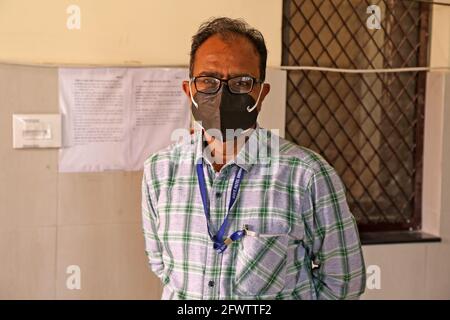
[12,114,62,149]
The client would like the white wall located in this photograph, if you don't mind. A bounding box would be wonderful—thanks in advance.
[0,0,282,67]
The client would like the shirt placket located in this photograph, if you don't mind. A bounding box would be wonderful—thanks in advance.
[202,163,229,299]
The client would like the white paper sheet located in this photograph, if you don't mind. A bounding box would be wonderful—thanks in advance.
[58,68,190,172]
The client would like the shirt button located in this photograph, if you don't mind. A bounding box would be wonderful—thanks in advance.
[208,280,215,287]
[215,192,222,198]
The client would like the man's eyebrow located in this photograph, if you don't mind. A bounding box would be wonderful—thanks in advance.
[196,71,256,79]
[197,71,223,78]
[228,73,254,78]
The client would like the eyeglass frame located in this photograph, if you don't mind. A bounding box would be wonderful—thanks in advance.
[190,75,263,95]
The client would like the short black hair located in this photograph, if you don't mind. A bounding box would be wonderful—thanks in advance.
[189,17,268,81]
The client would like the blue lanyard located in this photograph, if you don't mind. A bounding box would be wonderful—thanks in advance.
[196,162,246,254]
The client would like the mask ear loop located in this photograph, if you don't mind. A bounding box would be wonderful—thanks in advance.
[189,78,199,108]
[246,82,264,112]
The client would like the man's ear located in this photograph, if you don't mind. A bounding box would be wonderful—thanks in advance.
[182,80,191,98]
[257,83,271,112]
[260,83,270,101]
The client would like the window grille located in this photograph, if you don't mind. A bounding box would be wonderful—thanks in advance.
[282,0,429,231]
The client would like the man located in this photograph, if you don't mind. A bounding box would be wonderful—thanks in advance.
[141,17,366,300]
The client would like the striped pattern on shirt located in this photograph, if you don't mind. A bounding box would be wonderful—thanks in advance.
[141,125,366,300]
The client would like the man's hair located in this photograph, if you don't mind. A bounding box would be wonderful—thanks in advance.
[189,17,268,81]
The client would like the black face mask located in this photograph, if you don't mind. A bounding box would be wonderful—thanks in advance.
[191,86,259,141]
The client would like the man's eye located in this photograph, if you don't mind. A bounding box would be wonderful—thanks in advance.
[235,80,252,87]
[201,78,216,85]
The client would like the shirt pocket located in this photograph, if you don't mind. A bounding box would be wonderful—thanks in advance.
[233,223,290,297]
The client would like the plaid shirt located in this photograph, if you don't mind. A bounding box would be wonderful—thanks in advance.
[141,125,366,300]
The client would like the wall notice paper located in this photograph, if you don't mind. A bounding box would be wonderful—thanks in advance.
[58,68,190,172]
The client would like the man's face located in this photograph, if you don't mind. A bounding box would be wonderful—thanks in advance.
[182,34,270,112]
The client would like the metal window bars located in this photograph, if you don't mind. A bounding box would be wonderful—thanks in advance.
[282,0,429,232]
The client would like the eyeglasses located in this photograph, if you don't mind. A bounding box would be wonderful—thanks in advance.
[191,75,262,94]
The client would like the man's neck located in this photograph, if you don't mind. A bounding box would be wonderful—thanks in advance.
[205,137,238,173]
[203,126,256,172]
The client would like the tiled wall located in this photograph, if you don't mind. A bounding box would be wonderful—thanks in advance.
[2,64,450,299]
[0,64,162,299]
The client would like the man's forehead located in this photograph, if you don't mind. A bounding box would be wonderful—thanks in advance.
[194,59,259,79]
[193,34,260,77]
[196,34,258,57]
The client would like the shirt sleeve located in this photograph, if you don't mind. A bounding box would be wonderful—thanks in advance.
[301,161,366,300]
[141,168,165,279]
